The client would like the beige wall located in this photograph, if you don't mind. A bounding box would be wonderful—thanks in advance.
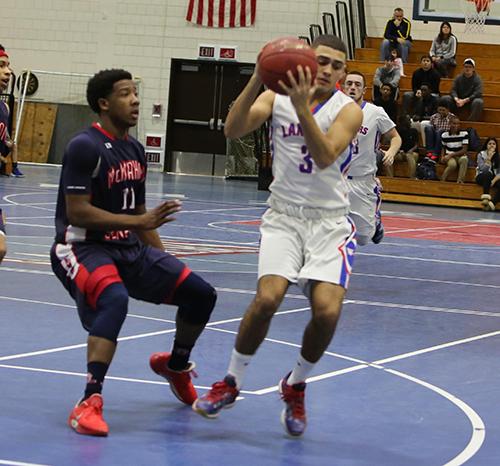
[2,0,499,143]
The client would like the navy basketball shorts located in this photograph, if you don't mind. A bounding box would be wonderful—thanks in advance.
[50,241,190,329]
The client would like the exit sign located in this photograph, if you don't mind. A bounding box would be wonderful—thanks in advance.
[198,44,217,60]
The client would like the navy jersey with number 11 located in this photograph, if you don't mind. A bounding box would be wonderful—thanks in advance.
[54,123,147,245]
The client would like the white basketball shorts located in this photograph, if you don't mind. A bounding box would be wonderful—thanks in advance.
[258,207,357,291]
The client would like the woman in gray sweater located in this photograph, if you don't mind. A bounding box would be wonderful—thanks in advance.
[475,137,500,211]
[430,22,457,77]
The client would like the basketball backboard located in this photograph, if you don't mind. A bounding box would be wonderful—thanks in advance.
[413,0,500,25]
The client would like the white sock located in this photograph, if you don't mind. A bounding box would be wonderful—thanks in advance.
[287,353,315,386]
[227,348,253,389]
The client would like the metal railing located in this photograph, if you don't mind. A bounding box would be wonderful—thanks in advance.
[301,1,367,60]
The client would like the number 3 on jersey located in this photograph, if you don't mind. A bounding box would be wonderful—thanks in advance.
[299,145,313,174]
[351,138,359,156]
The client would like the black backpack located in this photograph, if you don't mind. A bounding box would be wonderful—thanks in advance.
[416,156,438,180]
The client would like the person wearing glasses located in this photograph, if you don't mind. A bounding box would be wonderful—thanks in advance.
[193,35,362,438]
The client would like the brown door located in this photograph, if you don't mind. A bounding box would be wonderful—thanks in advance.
[166,59,254,172]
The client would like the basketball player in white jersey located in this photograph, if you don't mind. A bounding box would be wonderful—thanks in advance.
[193,35,362,437]
[343,71,401,245]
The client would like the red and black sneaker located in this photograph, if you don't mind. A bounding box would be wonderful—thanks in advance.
[68,393,109,436]
[279,374,307,437]
[150,352,198,405]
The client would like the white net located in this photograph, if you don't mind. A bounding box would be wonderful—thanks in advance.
[463,0,492,33]
[14,70,143,158]
[20,70,91,105]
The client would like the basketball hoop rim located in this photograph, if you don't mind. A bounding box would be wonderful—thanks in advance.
[466,0,493,12]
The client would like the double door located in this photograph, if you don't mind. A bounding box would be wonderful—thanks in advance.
[166,59,254,175]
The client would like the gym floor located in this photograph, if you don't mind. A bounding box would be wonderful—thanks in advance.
[1,165,499,466]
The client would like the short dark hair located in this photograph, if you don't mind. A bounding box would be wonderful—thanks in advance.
[421,55,432,62]
[311,34,347,56]
[86,69,133,114]
[345,71,366,87]
[381,83,393,90]
[437,98,450,109]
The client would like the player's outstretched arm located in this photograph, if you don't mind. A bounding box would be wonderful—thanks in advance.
[380,128,402,166]
[224,70,274,140]
[66,195,181,232]
[281,66,362,169]
[305,102,363,169]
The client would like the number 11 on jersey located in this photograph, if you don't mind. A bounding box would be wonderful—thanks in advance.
[121,187,136,210]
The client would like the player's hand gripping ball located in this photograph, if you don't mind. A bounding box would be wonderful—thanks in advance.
[257,37,318,94]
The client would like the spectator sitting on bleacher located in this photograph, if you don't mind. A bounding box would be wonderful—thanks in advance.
[386,114,419,179]
[373,83,398,124]
[390,47,405,77]
[412,84,438,122]
[430,21,457,78]
[373,58,400,101]
[380,7,412,63]
[443,58,483,121]
[402,56,440,114]
[440,116,469,183]
[410,83,439,147]
[424,98,455,155]
[475,137,500,211]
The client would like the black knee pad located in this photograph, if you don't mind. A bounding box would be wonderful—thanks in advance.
[172,273,217,325]
[89,282,129,342]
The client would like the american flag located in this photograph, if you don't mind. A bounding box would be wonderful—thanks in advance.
[186,0,257,28]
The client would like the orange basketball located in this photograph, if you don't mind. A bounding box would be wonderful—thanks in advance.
[257,37,318,95]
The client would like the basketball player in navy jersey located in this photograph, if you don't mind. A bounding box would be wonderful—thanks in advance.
[193,35,362,437]
[50,69,217,436]
[0,46,23,178]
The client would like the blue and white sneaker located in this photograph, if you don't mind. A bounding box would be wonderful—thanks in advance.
[11,166,25,178]
[192,375,239,418]
[372,222,384,244]
[279,374,307,437]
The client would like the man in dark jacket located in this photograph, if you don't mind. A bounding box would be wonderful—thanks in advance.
[380,8,412,63]
[402,55,440,113]
[443,58,483,121]
[374,83,398,124]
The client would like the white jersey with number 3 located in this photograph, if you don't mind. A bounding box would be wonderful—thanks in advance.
[348,101,395,177]
[268,91,354,211]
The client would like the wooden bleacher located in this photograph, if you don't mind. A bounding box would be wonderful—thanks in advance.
[365,37,500,58]
[352,37,500,210]
[354,49,500,73]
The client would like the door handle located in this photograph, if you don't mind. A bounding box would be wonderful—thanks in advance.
[217,118,224,130]
[209,118,215,130]
[173,118,210,127]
